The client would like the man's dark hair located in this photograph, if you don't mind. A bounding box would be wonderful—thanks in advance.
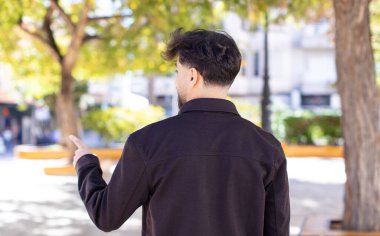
[161,28,242,87]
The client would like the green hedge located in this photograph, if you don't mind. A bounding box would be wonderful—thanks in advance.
[81,105,165,145]
[282,114,342,145]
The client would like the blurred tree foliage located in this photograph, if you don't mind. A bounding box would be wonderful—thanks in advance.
[271,109,342,145]
[0,0,223,98]
[0,0,223,151]
[223,0,333,31]
[227,96,261,126]
[81,105,165,145]
[283,114,342,145]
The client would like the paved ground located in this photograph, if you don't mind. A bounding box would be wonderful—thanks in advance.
[0,154,345,236]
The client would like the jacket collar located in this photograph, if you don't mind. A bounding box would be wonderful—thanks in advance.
[178,98,240,116]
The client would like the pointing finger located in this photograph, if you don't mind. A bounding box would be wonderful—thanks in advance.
[69,135,85,149]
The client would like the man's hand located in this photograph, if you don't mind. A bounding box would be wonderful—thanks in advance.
[69,134,92,167]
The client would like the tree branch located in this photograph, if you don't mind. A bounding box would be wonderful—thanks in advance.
[88,14,131,21]
[18,20,47,44]
[43,4,63,62]
[83,34,102,43]
[18,18,62,62]
[51,0,97,46]
[63,0,91,72]
[50,0,75,31]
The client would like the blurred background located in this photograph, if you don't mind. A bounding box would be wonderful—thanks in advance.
[0,0,379,235]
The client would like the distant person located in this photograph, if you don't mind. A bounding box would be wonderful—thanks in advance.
[0,129,6,154]
[2,127,13,154]
[69,28,290,235]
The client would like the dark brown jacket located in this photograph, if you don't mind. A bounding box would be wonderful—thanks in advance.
[76,97,290,236]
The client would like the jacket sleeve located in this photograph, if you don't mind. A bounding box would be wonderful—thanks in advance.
[75,135,150,232]
[263,145,290,236]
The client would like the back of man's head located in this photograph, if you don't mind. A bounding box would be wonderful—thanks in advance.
[162,28,242,87]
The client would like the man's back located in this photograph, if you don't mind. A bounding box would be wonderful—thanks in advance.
[74,27,290,236]
[132,98,290,235]
[75,98,290,235]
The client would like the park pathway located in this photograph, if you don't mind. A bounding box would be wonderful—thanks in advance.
[0,154,344,236]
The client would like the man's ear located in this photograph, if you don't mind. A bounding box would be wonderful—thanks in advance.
[189,67,201,85]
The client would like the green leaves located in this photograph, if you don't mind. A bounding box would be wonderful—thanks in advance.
[80,105,165,144]
[0,31,60,99]
[287,0,332,22]
[224,0,333,26]
[282,113,342,145]
[0,0,221,100]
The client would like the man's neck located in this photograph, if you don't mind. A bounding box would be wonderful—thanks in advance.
[186,88,229,101]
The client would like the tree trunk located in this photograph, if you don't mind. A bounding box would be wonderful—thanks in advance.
[55,69,80,162]
[333,0,380,231]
